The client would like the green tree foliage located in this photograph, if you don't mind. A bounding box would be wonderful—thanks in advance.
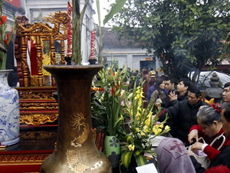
[111,0,230,79]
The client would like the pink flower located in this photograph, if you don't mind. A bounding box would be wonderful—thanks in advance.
[121,100,125,106]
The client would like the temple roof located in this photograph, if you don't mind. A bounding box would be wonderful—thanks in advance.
[102,27,140,49]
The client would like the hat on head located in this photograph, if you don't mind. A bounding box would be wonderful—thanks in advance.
[149,70,156,77]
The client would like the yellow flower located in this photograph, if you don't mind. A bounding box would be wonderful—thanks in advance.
[164,125,170,132]
[145,119,150,126]
[136,112,141,117]
[142,108,146,114]
[128,144,135,151]
[141,132,145,136]
[152,125,162,135]
[137,107,142,112]
[136,128,140,132]
[158,124,164,129]
[138,99,142,106]
[143,126,149,133]
[147,112,152,118]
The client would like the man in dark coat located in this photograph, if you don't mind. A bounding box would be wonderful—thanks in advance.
[158,85,207,143]
[163,77,176,108]
[169,78,191,105]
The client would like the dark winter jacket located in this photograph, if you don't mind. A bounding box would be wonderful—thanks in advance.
[170,91,188,106]
[163,89,177,108]
[158,99,206,143]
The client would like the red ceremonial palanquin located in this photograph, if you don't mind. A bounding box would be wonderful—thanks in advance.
[4,0,20,8]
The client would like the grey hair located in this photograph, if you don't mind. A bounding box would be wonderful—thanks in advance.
[197,106,221,126]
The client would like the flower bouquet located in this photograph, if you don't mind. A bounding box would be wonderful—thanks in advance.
[0,0,16,69]
[91,64,128,136]
[91,63,129,167]
[120,84,170,169]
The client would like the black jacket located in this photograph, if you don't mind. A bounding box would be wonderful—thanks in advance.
[159,99,206,143]
[170,91,188,106]
[191,145,230,172]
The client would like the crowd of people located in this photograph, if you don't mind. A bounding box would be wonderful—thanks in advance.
[126,67,230,172]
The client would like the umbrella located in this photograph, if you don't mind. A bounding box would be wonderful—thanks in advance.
[190,71,230,88]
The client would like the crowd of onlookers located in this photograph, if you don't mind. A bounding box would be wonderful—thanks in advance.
[125,67,230,172]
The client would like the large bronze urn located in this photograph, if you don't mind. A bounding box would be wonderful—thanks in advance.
[40,65,111,173]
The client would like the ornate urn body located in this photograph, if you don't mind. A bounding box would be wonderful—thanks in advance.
[204,72,223,103]
[0,70,20,146]
[40,65,111,173]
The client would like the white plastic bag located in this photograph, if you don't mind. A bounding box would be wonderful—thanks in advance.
[188,135,226,169]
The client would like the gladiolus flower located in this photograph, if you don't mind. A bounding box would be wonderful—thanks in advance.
[6,33,10,39]
[121,100,125,106]
[4,39,7,45]
[1,15,7,24]
[164,125,170,132]
[152,125,162,135]
[145,119,150,126]
[128,144,135,151]
[143,126,149,133]
[110,87,114,95]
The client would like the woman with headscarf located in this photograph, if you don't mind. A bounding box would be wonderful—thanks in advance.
[157,137,196,173]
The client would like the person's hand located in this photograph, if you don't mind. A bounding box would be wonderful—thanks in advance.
[169,91,177,101]
[155,103,161,110]
[188,149,194,156]
[191,142,203,150]
[188,130,198,144]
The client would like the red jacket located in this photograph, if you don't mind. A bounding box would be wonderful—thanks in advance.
[190,125,230,161]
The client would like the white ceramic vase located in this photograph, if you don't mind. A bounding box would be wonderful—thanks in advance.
[0,70,20,146]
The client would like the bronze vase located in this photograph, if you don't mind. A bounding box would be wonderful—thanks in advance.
[40,65,112,173]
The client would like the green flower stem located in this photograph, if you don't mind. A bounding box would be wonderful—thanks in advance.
[0,51,7,70]
[72,0,89,65]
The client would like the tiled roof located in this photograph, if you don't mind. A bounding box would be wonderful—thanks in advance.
[102,27,140,49]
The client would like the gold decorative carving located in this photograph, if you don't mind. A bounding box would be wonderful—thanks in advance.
[17,91,56,100]
[0,154,49,164]
[17,23,53,36]
[20,131,57,140]
[66,144,104,173]
[21,36,30,87]
[43,11,68,35]
[19,92,54,99]
[70,113,89,148]
[16,11,68,87]
[19,102,58,110]
[20,114,58,125]
[16,87,58,125]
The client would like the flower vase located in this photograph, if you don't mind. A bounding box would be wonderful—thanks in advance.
[0,69,20,146]
[104,135,120,168]
[40,65,111,173]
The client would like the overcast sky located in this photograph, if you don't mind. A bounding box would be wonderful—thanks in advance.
[93,0,115,26]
